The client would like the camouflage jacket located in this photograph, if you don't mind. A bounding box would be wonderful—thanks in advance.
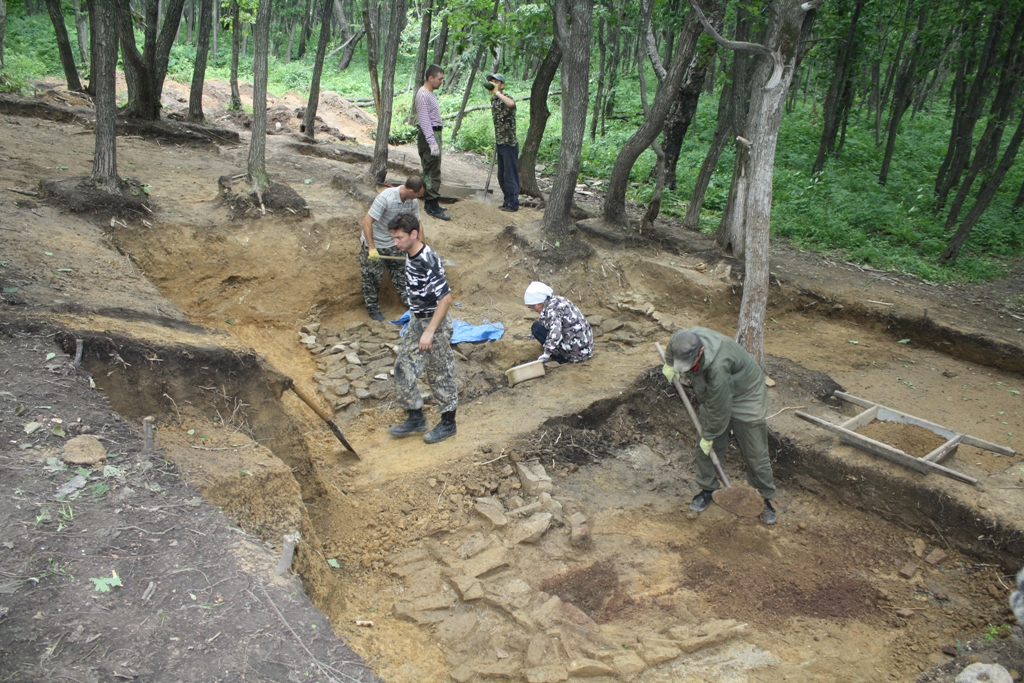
[538,296,593,363]
[491,94,517,146]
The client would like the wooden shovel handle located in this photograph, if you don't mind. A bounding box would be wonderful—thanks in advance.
[654,343,732,488]
[290,382,332,422]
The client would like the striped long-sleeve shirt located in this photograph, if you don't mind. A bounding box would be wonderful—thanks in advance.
[415,87,443,148]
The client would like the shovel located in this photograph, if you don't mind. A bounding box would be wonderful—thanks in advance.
[655,343,763,517]
[476,150,497,202]
[287,378,359,458]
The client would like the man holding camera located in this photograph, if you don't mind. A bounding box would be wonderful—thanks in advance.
[486,74,520,212]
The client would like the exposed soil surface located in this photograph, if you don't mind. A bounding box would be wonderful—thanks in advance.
[2,79,1023,683]
[857,421,951,458]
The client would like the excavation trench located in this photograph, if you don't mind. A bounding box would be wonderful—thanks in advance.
[55,304,1024,683]
[64,211,1023,682]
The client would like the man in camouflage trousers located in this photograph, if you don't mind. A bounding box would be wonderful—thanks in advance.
[360,176,425,322]
[387,213,458,444]
[487,73,519,212]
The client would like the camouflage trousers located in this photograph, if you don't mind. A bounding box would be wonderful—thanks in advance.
[360,243,409,315]
[393,313,458,413]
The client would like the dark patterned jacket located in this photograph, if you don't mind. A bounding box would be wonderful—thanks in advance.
[491,94,517,146]
[539,296,593,362]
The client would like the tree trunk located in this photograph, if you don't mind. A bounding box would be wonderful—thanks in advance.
[45,0,84,91]
[681,82,732,231]
[285,18,296,62]
[297,0,312,59]
[941,111,1024,263]
[707,0,815,365]
[812,0,863,175]
[301,0,333,139]
[1012,176,1024,212]
[332,0,361,70]
[187,0,212,121]
[589,16,606,142]
[519,37,561,200]
[72,0,89,65]
[433,12,448,65]
[247,0,271,199]
[364,0,381,113]
[602,0,702,226]
[117,0,187,120]
[229,0,241,109]
[211,0,217,58]
[90,0,121,192]
[878,6,928,186]
[407,0,433,125]
[542,0,593,236]
[450,47,484,143]
[0,0,6,69]
[369,0,407,183]
[934,2,1005,208]
[662,1,723,189]
[943,7,1024,230]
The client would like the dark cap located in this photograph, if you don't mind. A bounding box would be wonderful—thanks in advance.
[488,73,506,84]
[668,329,703,368]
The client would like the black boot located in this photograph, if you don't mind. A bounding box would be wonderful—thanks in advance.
[389,409,427,437]
[425,200,451,221]
[424,410,456,444]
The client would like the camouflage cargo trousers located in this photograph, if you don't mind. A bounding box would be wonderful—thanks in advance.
[393,313,458,413]
[360,243,409,315]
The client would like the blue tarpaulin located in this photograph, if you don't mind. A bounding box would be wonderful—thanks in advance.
[390,310,504,344]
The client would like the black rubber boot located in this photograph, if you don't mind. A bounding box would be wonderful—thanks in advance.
[689,489,714,512]
[760,499,777,525]
[425,200,451,221]
[389,409,427,437]
[424,411,456,444]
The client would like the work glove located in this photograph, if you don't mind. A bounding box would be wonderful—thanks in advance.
[662,363,679,383]
[368,249,380,261]
[699,438,713,455]
[538,353,551,363]
[430,145,441,157]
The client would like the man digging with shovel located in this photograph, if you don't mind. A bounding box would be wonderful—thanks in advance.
[663,327,777,525]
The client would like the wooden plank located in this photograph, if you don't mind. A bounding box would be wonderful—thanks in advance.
[923,435,962,463]
[875,407,957,439]
[834,391,876,409]
[961,435,1016,457]
[839,406,879,431]
[796,411,978,485]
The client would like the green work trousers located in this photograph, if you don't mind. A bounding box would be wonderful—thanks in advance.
[694,417,776,500]
[417,129,443,203]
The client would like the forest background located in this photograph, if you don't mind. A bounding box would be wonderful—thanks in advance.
[1,0,1023,288]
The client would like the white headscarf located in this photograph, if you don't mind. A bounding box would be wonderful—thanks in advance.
[523,281,553,305]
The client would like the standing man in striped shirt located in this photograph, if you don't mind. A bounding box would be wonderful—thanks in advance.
[415,64,451,221]
[387,213,458,444]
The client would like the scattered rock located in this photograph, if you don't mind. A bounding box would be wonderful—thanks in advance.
[462,547,510,578]
[913,538,927,557]
[513,512,553,544]
[567,658,615,677]
[516,461,553,496]
[300,322,320,335]
[925,548,948,565]
[613,651,648,676]
[667,619,747,654]
[473,497,508,527]
[523,665,569,683]
[895,608,916,618]
[955,663,1013,683]
[899,562,919,579]
[508,501,543,518]
[61,434,107,465]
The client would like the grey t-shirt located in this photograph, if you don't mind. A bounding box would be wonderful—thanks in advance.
[363,186,421,248]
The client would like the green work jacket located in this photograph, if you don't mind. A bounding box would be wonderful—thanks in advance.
[670,327,768,440]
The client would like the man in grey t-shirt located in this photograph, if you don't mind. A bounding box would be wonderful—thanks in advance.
[360,176,425,322]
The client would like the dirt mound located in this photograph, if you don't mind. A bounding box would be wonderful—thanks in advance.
[39,176,152,217]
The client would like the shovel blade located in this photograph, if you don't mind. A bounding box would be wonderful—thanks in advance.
[712,486,764,518]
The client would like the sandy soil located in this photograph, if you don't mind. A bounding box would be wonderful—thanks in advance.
[2,79,1023,683]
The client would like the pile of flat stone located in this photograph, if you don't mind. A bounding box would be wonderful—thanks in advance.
[387,458,751,683]
[297,320,401,413]
[298,319,509,415]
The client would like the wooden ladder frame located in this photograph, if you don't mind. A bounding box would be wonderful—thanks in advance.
[796,391,1016,486]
